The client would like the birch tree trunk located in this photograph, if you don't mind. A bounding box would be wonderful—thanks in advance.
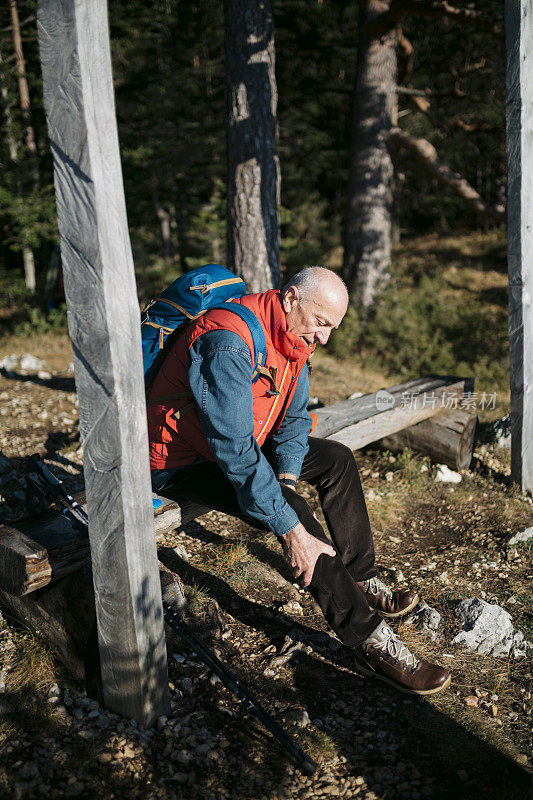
[224,0,280,291]
[343,0,397,313]
[0,46,36,293]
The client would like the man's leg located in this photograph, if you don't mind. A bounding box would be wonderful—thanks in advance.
[157,458,450,694]
[298,438,419,618]
[298,437,377,581]
[156,460,380,646]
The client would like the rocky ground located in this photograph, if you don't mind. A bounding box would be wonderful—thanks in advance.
[0,335,532,800]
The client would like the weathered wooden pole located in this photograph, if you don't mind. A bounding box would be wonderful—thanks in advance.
[506,0,533,492]
[36,0,170,723]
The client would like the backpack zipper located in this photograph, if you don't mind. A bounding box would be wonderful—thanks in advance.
[189,277,243,294]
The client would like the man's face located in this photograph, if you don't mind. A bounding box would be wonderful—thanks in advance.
[282,285,348,347]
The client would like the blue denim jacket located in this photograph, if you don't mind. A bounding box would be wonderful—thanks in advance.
[152,329,312,537]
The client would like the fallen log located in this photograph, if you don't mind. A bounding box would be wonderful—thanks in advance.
[379,407,478,471]
[0,498,209,597]
[312,375,470,447]
[0,562,189,684]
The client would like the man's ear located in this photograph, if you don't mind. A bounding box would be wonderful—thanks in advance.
[282,285,298,313]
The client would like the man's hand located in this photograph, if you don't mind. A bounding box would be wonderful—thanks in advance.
[280,523,336,587]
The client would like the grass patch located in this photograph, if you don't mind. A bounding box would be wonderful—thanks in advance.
[183,580,212,612]
[302,729,339,761]
[5,628,59,694]
[201,540,252,589]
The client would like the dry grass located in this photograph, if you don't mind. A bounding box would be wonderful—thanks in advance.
[183,580,212,612]
[201,540,252,591]
[309,349,395,406]
[5,628,59,694]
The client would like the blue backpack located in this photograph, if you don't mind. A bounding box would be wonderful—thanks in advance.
[141,264,269,389]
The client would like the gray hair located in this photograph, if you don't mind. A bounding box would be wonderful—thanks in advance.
[284,266,347,305]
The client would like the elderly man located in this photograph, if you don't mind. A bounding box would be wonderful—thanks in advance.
[148,267,450,695]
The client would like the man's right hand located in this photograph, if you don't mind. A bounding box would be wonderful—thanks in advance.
[280,523,336,587]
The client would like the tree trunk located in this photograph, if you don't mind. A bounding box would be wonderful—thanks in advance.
[224,0,280,291]
[343,1,398,313]
[9,0,40,191]
[0,43,36,293]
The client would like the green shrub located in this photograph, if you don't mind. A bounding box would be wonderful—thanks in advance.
[13,304,68,337]
[327,269,508,395]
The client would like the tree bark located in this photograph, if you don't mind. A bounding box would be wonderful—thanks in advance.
[224,0,280,291]
[343,1,398,312]
[9,0,40,192]
[37,0,170,724]
[1,32,36,293]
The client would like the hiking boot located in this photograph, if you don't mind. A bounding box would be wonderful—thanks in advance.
[356,576,419,618]
[354,621,451,696]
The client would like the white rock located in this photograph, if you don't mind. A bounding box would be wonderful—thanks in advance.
[405,602,441,641]
[511,631,531,659]
[507,527,533,546]
[435,464,462,483]
[0,355,19,372]
[349,391,363,399]
[279,600,303,615]
[19,353,46,373]
[289,708,310,728]
[452,598,531,658]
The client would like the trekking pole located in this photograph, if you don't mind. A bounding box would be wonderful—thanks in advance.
[162,604,317,775]
[19,453,89,531]
[17,454,318,775]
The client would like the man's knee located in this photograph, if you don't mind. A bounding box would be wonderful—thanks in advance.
[311,437,357,475]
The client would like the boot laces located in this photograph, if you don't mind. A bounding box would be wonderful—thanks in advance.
[364,576,393,600]
[372,627,420,671]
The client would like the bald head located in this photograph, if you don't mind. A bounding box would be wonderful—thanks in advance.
[285,266,348,308]
[282,267,349,347]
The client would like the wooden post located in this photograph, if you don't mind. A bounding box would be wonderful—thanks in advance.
[36,0,170,724]
[506,0,533,492]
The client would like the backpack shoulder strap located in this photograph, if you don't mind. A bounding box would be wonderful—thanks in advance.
[213,304,267,384]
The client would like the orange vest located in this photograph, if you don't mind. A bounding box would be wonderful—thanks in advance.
[147,290,314,470]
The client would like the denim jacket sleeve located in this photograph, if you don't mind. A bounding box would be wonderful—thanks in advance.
[188,329,300,537]
[268,363,312,484]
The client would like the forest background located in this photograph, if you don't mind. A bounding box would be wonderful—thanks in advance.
[0,0,508,410]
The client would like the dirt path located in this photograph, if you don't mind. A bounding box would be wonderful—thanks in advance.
[0,333,531,799]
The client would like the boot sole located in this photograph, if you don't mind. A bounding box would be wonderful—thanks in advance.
[353,657,451,696]
[378,593,420,619]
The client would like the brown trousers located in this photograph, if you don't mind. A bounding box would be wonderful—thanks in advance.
[157,437,381,646]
